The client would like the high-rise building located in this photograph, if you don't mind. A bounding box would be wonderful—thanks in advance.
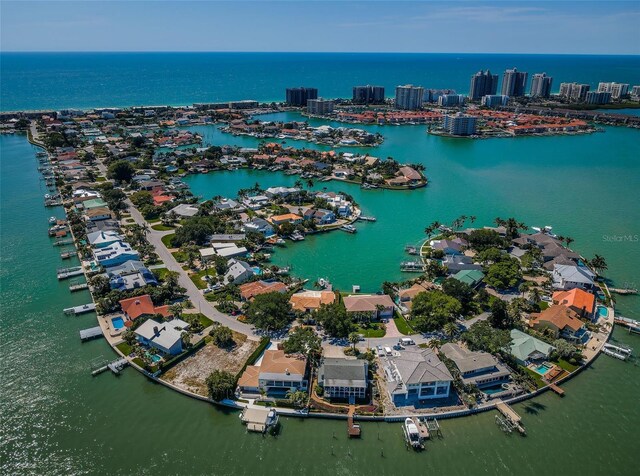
[438,94,467,107]
[501,68,528,97]
[481,95,510,108]
[559,83,590,102]
[395,85,425,110]
[585,91,612,105]
[307,98,335,115]
[598,82,630,99]
[352,85,385,104]
[424,89,456,103]
[631,86,640,99]
[442,113,477,136]
[469,70,499,100]
[286,87,318,106]
[530,73,553,98]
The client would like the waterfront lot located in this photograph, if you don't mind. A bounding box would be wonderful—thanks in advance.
[160,332,259,396]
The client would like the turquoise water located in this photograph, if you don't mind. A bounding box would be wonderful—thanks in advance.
[111,316,125,330]
[150,354,162,363]
[598,305,609,318]
[535,364,553,375]
[2,52,640,111]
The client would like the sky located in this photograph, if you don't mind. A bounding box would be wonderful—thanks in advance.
[1,1,639,55]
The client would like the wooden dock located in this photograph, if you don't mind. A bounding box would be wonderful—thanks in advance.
[495,401,526,435]
[347,406,361,438]
[614,316,640,334]
[411,417,430,440]
[69,282,88,292]
[548,383,565,396]
[609,288,638,295]
[57,267,84,280]
[79,326,103,342]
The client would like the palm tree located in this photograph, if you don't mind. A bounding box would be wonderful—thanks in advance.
[427,338,442,351]
[169,303,183,319]
[348,332,360,351]
[443,322,458,340]
[590,254,608,275]
[306,178,314,189]
[564,236,574,248]
[294,179,303,190]
[424,221,441,237]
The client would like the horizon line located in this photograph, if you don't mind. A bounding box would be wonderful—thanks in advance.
[2,51,639,57]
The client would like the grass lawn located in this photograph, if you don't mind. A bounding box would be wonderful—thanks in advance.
[152,267,171,281]
[172,251,188,262]
[394,314,415,335]
[356,323,386,338]
[116,341,133,356]
[152,224,175,231]
[189,268,216,289]
[148,218,161,224]
[538,301,550,311]
[95,176,106,182]
[554,358,579,373]
[187,312,214,328]
[523,367,546,389]
[161,233,175,247]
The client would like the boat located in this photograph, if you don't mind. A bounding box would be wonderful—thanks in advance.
[275,238,286,246]
[404,245,418,255]
[48,216,58,224]
[340,224,357,233]
[400,261,426,272]
[275,266,290,275]
[402,418,424,450]
[290,231,305,241]
[358,215,377,222]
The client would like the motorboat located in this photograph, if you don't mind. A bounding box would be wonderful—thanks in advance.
[403,418,424,450]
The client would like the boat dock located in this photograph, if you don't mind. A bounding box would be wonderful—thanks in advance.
[91,357,129,376]
[60,250,76,259]
[425,418,442,438]
[412,417,430,440]
[357,215,377,222]
[495,401,526,435]
[614,316,640,334]
[53,239,74,246]
[609,288,638,295]
[240,406,279,434]
[57,266,84,280]
[69,282,89,292]
[347,406,361,438]
[79,326,104,342]
[602,342,633,360]
[400,261,426,272]
[548,383,565,396]
[63,303,96,315]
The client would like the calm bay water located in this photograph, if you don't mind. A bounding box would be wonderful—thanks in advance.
[1,53,640,475]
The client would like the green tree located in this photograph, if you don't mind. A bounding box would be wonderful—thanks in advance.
[410,290,462,332]
[589,254,608,275]
[552,339,577,359]
[283,327,321,363]
[442,278,475,315]
[484,257,522,290]
[521,247,543,269]
[494,217,527,239]
[461,321,512,354]
[316,302,354,338]
[443,322,459,339]
[348,332,360,350]
[130,190,155,208]
[286,389,308,408]
[488,299,514,329]
[107,160,135,183]
[206,370,236,401]
[245,292,293,332]
[209,324,234,347]
[467,229,505,251]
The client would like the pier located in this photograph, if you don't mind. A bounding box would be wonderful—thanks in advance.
[357,215,377,222]
[69,282,89,292]
[60,250,76,259]
[602,342,633,360]
[240,407,279,434]
[63,303,96,315]
[347,406,361,437]
[90,356,128,376]
[79,326,104,342]
[53,239,74,246]
[425,418,442,438]
[614,316,640,334]
[400,261,426,272]
[57,266,84,280]
[495,401,526,435]
[609,287,638,295]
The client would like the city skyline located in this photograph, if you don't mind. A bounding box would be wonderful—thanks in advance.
[1,1,639,55]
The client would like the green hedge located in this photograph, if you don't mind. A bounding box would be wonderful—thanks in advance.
[235,336,270,381]
[159,339,206,372]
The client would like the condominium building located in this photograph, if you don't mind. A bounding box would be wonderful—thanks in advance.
[530,73,553,98]
[352,85,385,104]
[307,98,335,115]
[469,70,499,100]
[598,82,630,99]
[501,67,528,97]
[585,91,612,105]
[438,94,466,107]
[442,112,477,136]
[395,84,425,110]
[631,85,640,100]
[285,87,318,106]
[481,95,510,108]
[424,89,456,103]
[559,82,590,102]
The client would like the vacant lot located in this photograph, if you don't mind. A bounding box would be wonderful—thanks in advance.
[161,332,260,396]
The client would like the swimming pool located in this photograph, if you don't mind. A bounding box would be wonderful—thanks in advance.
[111,316,125,330]
[597,306,608,318]
[535,363,553,375]
[149,354,162,363]
[252,267,262,275]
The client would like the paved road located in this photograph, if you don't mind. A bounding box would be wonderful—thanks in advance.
[125,200,260,339]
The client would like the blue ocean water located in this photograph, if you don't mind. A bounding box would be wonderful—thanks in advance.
[1,52,639,111]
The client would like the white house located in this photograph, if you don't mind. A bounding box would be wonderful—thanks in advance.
[93,241,140,268]
[552,264,596,290]
[224,259,254,285]
[87,230,124,248]
[134,318,190,355]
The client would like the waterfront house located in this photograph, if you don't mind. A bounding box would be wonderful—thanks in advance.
[243,218,275,237]
[386,166,422,186]
[242,195,270,211]
[168,203,200,218]
[264,186,301,198]
[440,343,511,389]
[214,198,244,212]
[86,219,120,234]
[200,243,248,260]
[303,208,336,225]
[224,259,254,285]
[343,294,395,319]
[318,357,368,400]
[108,264,158,291]
[529,305,589,344]
[238,280,288,301]
[87,230,124,248]
[452,269,485,288]
[442,254,483,273]
[430,238,467,255]
[552,288,596,320]
[237,350,308,396]
[85,207,113,222]
[82,198,108,210]
[94,241,140,268]
[206,234,246,243]
[509,329,555,365]
[268,213,303,226]
[384,348,453,406]
[289,290,336,312]
[134,318,190,355]
[552,264,596,290]
[119,294,171,321]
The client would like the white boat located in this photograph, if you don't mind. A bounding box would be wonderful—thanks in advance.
[48,216,58,224]
[403,418,424,450]
[340,224,357,233]
[290,231,305,241]
[275,238,286,245]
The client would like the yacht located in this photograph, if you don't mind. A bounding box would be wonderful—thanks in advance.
[340,224,357,233]
[403,418,424,450]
